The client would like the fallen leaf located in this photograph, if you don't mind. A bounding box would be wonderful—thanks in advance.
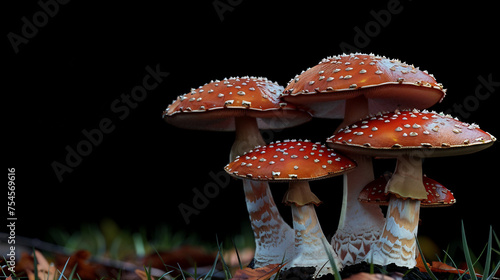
[135,269,149,280]
[55,249,101,279]
[232,263,285,280]
[415,254,483,277]
[22,250,58,280]
[430,261,460,272]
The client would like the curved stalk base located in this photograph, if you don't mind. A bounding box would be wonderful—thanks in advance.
[286,182,343,276]
[243,180,294,267]
[367,197,420,268]
[332,155,385,266]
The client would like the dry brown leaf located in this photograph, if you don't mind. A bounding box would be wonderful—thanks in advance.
[58,250,100,280]
[415,254,483,277]
[23,250,58,280]
[232,263,285,280]
[430,261,460,272]
[135,269,150,280]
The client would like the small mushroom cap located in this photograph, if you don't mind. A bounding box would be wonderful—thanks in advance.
[224,139,356,181]
[163,76,311,131]
[282,53,445,118]
[327,109,496,158]
[359,174,456,207]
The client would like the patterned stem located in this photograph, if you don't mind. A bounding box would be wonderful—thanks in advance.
[368,197,420,268]
[243,180,294,267]
[332,154,385,266]
[287,181,342,275]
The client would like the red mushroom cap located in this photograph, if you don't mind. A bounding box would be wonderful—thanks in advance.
[358,174,391,205]
[224,139,356,181]
[163,76,311,131]
[282,53,445,118]
[327,109,496,158]
[359,174,456,207]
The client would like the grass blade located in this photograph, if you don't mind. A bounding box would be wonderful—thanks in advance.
[415,235,439,280]
[178,263,187,280]
[369,250,374,275]
[215,235,231,279]
[483,226,493,278]
[487,262,500,280]
[232,237,243,270]
[442,250,467,279]
[461,221,478,280]
[153,248,193,279]
[494,230,500,249]
[321,238,341,280]
[57,257,71,280]
[67,262,78,280]
[203,250,220,280]
[32,249,40,280]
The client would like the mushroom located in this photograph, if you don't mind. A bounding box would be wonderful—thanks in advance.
[327,109,496,268]
[281,53,446,265]
[358,174,456,207]
[224,139,356,275]
[163,76,312,267]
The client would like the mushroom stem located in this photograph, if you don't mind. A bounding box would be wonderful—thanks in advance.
[367,154,426,268]
[243,179,294,267]
[286,181,343,274]
[332,96,384,266]
[386,155,427,199]
[336,95,369,133]
[231,116,293,267]
[368,196,421,268]
[332,154,385,265]
[230,116,266,162]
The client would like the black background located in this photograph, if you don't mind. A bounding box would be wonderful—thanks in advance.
[5,0,499,254]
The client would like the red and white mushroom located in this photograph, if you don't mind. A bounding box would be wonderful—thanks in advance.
[163,77,312,267]
[225,140,356,275]
[358,174,456,207]
[164,76,311,160]
[327,109,496,268]
[282,53,446,265]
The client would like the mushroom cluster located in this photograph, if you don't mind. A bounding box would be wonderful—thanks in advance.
[162,53,496,275]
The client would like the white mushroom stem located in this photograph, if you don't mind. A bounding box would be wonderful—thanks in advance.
[332,154,385,266]
[332,95,385,266]
[368,197,421,268]
[231,116,294,267]
[230,116,266,162]
[368,155,426,268]
[286,181,343,275]
[243,180,294,267]
[336,95,369,133]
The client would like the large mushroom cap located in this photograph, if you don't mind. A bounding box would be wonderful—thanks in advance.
[163,76,311,131]
[224,139,356,181]
[282,53,446,118]
[358,174,456,207]
[327,109,496,158]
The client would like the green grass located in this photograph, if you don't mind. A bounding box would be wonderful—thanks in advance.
[47,219,255,261]
[417,221,500,280]
[14,220,498,280]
